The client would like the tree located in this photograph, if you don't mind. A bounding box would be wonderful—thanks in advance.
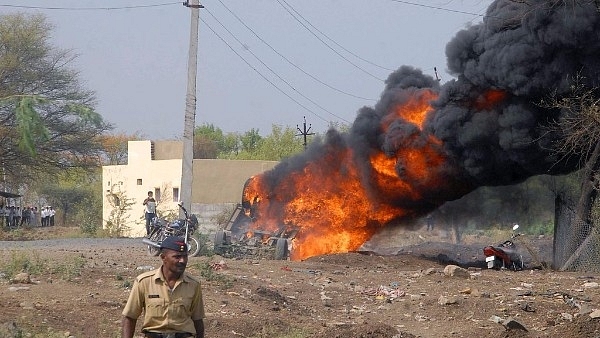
[193,123,239,159]
[253,125,305,160]
[0,13,111,183]
[37,168,102,228]
[540,78,600,265]
[240,128,262,153]
[98,132,142,166]
[542,80,600,215]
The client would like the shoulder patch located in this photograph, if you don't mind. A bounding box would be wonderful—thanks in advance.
[136,269,158,282]
[183,272,201,284]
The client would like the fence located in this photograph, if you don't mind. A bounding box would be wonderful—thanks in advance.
[554,195,600,272]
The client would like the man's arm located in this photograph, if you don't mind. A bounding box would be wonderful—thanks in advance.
[193,319,204,338]
[121,316,137,338]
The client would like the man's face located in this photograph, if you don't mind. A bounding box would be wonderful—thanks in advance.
[161,249,188,275]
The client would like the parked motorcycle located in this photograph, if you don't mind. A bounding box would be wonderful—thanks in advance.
[483,224,524,271]
[142,202,201,257]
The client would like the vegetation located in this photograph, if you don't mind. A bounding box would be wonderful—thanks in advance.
[0,13,111,183]
[192,260,235,290]
[193,123,310,161]
[103,188,135,237]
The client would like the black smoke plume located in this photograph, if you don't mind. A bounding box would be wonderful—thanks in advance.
[255,0,600,225]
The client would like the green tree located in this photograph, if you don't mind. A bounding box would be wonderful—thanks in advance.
[37,168,101,228]
[240,128,262,153]
[236,125,304,160]
[0,13,111,183]
[193,123,239,159]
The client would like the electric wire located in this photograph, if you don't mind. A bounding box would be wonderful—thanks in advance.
[0,2,180,10]
[280,0,395,72]
[200,17,332,125]
[215,0,377,102]
[204,7,350,124]
[387,0,487,17]
[275,0,385,83]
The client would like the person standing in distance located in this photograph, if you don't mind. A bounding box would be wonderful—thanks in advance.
[143,191,157,235]
[121,236,205,338]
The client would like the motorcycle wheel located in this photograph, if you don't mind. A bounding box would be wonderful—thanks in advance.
[147,230,162,257]
[187,236,201,257]
[214,230,226,255]
[492,258,503,270]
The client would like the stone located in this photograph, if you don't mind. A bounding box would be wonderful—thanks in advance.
[438,295,458,305]
[11,272,31,284]
[589,309,600,319]
[502,317,528,331]
[443,265,470,279]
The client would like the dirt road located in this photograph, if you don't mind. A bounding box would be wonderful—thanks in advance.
[0,232,599,338]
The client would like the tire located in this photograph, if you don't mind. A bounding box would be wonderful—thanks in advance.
[147,230,162,257]
[214,230,226,254]
[187,236,201,257]
[274,238,288,260]
[492,258,503,270]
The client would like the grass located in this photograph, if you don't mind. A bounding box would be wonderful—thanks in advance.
[0,225,87,241]
[192,260,235,290]
[0,250,87,281]
[0,250,46,279]
[50,254,87,281]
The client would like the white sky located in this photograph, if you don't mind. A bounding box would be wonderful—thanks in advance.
[1,0,493,139]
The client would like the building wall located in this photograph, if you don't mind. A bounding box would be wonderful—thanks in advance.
[102,140,278,237]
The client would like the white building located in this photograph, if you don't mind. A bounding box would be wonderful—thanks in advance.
[102,140,277,236]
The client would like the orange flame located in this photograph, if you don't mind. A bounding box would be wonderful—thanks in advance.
[243,89,458,260]
[475,89,506,110]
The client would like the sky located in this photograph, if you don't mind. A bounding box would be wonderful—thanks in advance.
[1,0,494,139]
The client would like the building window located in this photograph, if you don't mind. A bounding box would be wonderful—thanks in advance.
[173,188,179,202]
[137,179,142,185]
[154,188,161,202]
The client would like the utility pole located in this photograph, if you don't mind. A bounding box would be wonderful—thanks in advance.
[296,116,314,150]
[180,0,203,217]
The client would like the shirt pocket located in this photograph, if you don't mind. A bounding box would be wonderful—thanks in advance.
[146,298,166,318]
[171,296,192,319]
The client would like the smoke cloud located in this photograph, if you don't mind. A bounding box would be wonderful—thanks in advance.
[250,0,600,241]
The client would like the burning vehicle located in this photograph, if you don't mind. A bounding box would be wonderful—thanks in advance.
[213,178,300,260]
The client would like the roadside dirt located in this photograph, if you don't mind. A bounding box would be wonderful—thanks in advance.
[1,226,600,338]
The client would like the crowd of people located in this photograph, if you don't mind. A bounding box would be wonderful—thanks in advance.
[0,205,56,228]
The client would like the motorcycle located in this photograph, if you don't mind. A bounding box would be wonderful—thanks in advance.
[142,202,201,257]
[483,224,524,271]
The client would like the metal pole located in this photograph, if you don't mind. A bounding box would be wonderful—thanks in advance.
[296,116,314,150]
[181,0,202,217]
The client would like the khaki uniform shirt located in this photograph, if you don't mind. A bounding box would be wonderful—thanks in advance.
[122,267,205,334]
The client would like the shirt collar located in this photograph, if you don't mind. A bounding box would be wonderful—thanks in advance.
[153,266,189,283]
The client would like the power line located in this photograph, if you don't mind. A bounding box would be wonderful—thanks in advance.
[215,0,377,102]
[275,0,385,83]
[388,0,502,19]
[0,2,180,10]
[203,8,351,124]
[280,0,395,72]
[200,17,332,125]
[387,0,486,17]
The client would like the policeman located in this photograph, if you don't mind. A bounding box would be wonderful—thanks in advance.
[121,236,205,338]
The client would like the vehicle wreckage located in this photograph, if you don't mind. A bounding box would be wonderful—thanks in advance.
[213,179,299,260]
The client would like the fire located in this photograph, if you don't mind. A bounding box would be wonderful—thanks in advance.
[474,89,506,110]
[242,89,456,261]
